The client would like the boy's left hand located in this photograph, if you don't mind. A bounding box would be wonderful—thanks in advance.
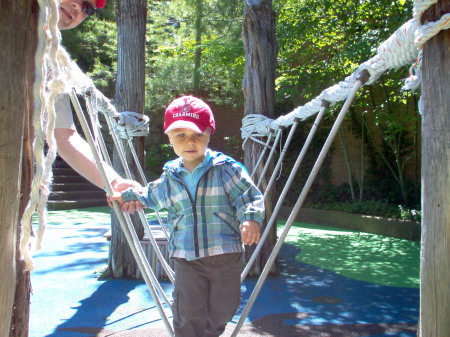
[106,178,145,214]
[241,220,261,246]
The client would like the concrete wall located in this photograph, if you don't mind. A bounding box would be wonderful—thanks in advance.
[279,207,421,241]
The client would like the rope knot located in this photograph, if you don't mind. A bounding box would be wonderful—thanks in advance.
[115,111,150,139]
[241,114,277,145]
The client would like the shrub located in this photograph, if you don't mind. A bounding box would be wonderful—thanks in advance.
[304,200,421,222]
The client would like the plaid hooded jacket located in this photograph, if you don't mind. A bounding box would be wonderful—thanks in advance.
[122,150,265,260]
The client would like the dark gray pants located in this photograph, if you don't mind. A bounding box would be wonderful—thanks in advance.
[172,253,242,337]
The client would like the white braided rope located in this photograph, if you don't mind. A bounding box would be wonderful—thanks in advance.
[33,0,64,250]
[241,114,277,141]
[20,0,59,271]
[115,111,150,139]
[242,1,449,140]
[415,13,450,46]
[405,1,450,90]
[53,48,150,137]
[413,0,438,21]
[20,1,151,270]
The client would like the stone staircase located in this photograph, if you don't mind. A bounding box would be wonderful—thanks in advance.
[48,158,108,210]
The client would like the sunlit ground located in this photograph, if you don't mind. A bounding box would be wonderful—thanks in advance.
[278,221,420,288]
[35,207,420,289]
[33,206,168,226]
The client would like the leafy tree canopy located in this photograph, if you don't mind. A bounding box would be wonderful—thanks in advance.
[60,0,421,207]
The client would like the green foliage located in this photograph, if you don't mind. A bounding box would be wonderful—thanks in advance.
[145,143,175,180]
[274,0,420,208]
[304,200,421,222]
[398,204,421,223]
[222,136,243,162]
[274,0,413,104]
[61,14,117,97]
[146,0,245,111]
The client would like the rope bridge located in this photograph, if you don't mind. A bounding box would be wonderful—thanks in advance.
[20,0,449,336]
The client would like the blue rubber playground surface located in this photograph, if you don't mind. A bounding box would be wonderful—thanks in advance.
[29,207,420,336]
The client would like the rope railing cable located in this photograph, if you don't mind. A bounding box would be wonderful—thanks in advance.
[70,90,174,336]
[90,106,176,287]
[264,118,294,198]
[241,101,329,282]
[93,97,171,243]
[85,96,175,283]
[108,113,174,280]
[121,126,171,241]
[256,128,283,189]
[73,92,172,302]
[234,70,369,336]
[83,98,174,289]
[250,132,273,179]
[240,17,425,144]
[85,96,112,167]
[20,0,52,270]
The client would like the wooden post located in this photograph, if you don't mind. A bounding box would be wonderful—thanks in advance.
[242,0,278,274]
[419,1,450,336]
[110,0,147,278]
[0,0,37,336]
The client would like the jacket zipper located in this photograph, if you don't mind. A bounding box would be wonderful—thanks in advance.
[171,172,200,258]
[171,166,213,259]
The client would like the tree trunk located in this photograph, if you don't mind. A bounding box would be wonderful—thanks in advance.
[242,0,278,275]
[419,1,450,336]
[0,1,37,336]
[110,0,147,278]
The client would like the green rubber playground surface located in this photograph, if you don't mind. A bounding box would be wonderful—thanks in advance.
[278,220,420,288]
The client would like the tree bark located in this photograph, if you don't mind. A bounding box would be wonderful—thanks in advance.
[419,1,450,336]
[110,0,147,278]
[242,0,278,274]
[0,1,37,336]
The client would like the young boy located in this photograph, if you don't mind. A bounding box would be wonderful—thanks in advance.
[113,95,265,337]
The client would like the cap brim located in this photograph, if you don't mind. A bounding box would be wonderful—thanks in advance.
[164,120,205,134]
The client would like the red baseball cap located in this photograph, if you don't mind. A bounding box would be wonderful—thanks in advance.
[96,0,106,8]
[164,96,216,134]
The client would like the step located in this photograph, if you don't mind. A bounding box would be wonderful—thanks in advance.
[52,183,102,192]
[49,190,106,201]
[53,167,79,176]
[47,198,108,210]
[104,221,171,280]
[52,175,91,184]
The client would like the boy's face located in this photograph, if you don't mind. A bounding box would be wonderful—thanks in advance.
[167,128,210,171]
[58,0,96,30]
